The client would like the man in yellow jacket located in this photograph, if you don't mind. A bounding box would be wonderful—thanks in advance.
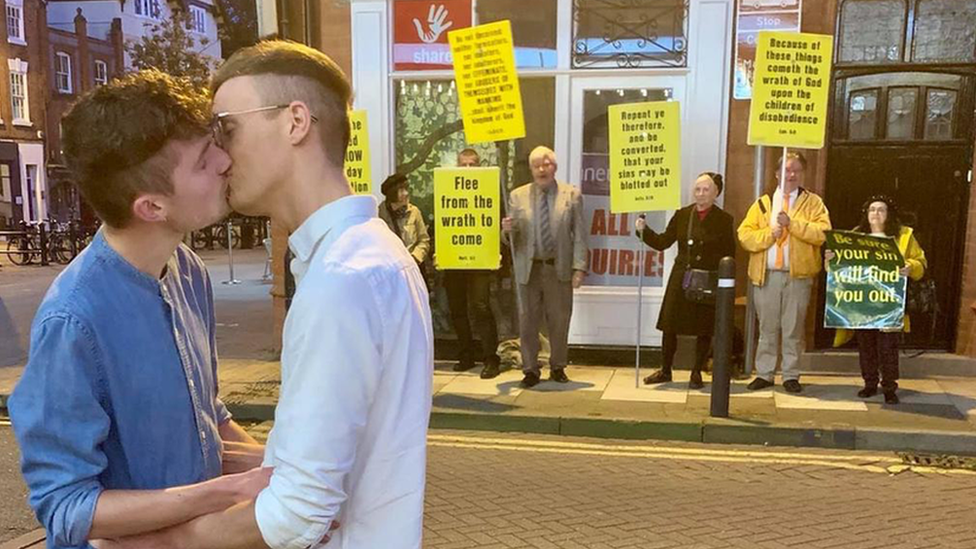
[738,152,831,393]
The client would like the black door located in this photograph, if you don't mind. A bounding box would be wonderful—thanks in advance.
[818,143,972,349]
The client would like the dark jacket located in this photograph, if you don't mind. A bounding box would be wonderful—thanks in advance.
[639,204,736,335]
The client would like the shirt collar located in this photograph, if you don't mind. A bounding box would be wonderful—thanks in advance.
[91,229,176,292]
[289,194,379,266]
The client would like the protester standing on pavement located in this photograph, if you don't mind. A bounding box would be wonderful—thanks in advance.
[441,149,502,379]
[738,151,831,394]
[112,41,434,549]
[378,173,431,278]
[828,196,926,404]
[502,146,588,388]
[636,173,736,389]
[7,71,269,549]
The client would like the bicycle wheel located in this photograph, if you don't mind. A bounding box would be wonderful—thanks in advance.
[215,226,241,249]
[7,237,34,266]
[192,230,211,251]
[50,235,72,264]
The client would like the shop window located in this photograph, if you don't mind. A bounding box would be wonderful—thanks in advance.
[581,88,671,287]
[848,89,879,140]
[476,0,557,68]
[924,88,956,140]
[572,0,688,69]
[838,0,906,64]
[394,76,555,336]
[912,0,976,63]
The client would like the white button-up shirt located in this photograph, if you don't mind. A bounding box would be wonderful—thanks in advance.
[255,195,434,549]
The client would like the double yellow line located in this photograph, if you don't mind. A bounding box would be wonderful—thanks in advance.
[427,433,976,476]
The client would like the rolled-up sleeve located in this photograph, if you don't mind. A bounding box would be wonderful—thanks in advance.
[255,272,382,549]
[8,314,110,547]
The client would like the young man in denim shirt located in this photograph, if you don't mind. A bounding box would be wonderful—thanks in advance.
[8,70,270,549]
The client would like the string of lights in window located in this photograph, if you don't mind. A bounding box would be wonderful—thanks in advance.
[572,0,690,69]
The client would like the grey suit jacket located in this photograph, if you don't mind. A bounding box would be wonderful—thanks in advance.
[507,181,589,285]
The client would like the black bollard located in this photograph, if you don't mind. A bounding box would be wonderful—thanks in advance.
[710,256,735,418]
[39,222,49,267]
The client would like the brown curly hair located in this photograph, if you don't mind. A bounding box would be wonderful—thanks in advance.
[211,40,352,168]
[62,69,210,228]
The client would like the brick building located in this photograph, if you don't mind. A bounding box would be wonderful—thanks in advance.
[44,8,124,224]
[0,0,48,228]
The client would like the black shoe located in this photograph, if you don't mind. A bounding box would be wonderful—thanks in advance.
[747,377,774,391]
[857,386,878,398]
[783,380,802,393]
[643,369,673,385]
[452,359,477,372]
[884,391,899,404]
[520,372,541,388]
[688,370,704,390]
[550,368,569,383]
[480,360,501,380]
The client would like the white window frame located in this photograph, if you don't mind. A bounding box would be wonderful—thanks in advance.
[0,164,11,202]
[94,60,108,85]
[6,0,26,46]
[134,0,162,19]
[8,58,31,126]
[189,5,207,33]
[56,52,73,94]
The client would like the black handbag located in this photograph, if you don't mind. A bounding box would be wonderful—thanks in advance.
[680,211,716,304]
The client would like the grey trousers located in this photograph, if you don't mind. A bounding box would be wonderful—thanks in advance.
[518,262,573,375]
[753,270,813,383]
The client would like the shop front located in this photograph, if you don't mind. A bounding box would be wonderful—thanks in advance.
[349,0,735,347]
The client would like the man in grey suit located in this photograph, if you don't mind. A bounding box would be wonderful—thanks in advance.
[502,146,588,388]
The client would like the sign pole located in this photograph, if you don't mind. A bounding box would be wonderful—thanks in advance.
[635,219,645,388]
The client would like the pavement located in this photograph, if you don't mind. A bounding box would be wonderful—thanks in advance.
[4,247,976,457]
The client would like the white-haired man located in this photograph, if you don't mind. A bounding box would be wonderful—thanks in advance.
[502,147,588,387]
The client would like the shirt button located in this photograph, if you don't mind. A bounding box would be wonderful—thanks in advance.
[201,430,207,440]
[188,379,195,389]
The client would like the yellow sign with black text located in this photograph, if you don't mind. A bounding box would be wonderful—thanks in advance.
[607,101,682,213]
[346,110,371,195]
[748,31,834,149]
[448,21,525,144]
[434,167,501,270]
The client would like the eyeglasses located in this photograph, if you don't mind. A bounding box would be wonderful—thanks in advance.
[210,104,319,148]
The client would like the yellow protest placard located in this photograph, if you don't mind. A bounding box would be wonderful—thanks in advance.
[607,101,682,214]
[345,110,371,194]
[448,21,525,144]
[748,32,834,149]
[434,167,501,270]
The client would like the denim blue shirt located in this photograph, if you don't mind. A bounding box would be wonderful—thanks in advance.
[8,231,230,549]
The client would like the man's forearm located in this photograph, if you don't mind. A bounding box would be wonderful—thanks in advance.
[172,500,268,549]
[220,419,260,444]
[223,441,266,474]
[89,481,240,540]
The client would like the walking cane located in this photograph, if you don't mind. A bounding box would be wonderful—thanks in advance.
[635,214,646,388]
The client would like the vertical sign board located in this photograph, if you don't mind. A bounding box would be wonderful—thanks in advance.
[607,101,683,214]
[434,167,501,270]
[448,20,526,144]
[747,32,834,149]
[345,110,372,195]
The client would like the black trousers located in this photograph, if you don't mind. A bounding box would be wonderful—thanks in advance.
[444,270,499,363]
[661,331,712,374]
[857,330,900,391]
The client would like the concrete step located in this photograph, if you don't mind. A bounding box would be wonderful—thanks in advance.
[800,351,976,378]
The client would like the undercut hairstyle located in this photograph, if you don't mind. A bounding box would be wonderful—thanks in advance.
[211,40,352,167]
[61,69,210,228]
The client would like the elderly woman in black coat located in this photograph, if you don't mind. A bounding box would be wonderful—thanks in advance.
[635,172,737,389]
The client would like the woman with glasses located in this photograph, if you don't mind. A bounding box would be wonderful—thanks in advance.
[827,195,926,404]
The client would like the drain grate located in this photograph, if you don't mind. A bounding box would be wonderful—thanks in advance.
[899,452,976,470]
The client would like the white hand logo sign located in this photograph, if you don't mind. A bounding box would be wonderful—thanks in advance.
[413,4,453,44]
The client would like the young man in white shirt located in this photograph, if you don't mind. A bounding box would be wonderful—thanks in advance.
[113,41,434,549]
